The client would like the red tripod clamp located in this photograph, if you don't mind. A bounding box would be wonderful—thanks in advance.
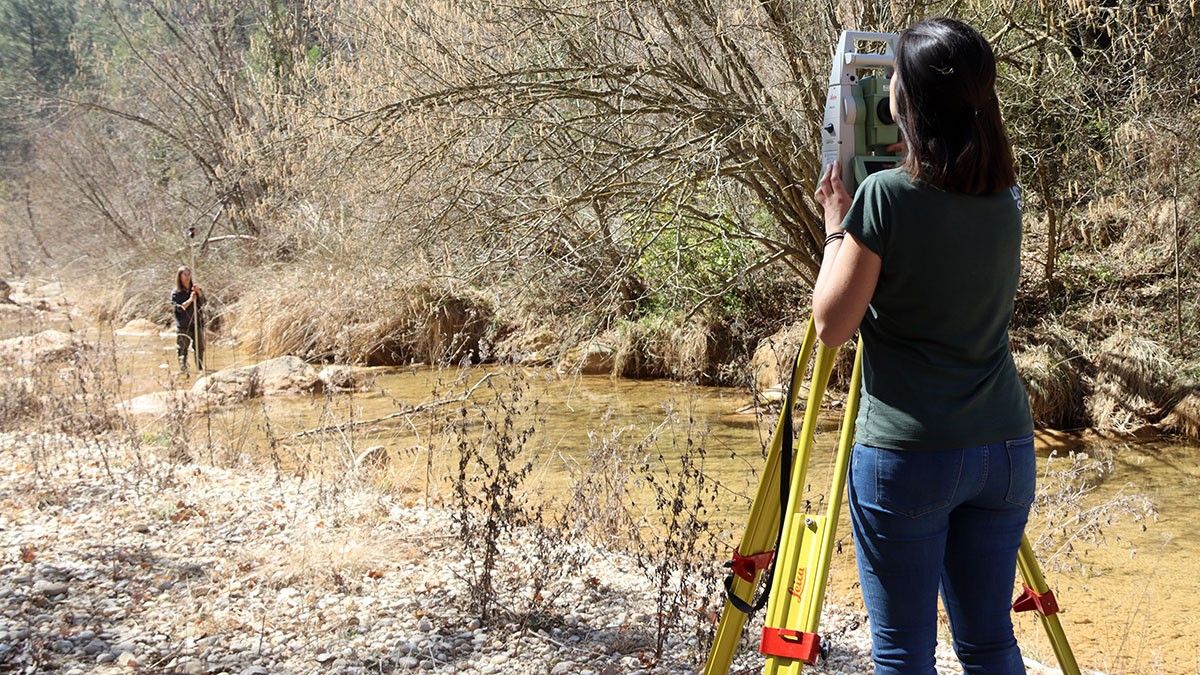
[1012,585,1060,616]
[728,548,775,583]
[760,627,821,664]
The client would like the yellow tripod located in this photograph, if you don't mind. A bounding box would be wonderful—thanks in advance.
[704,317,1081,675]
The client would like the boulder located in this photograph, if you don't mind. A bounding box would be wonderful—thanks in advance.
[193,356,320,403]
[0,330,89,367]
[0,303,33,319]
[750,322,809,394]
[318,365,363,391]
[114,318,163,336]
[557,336,616,375]
[0,278,11,303]
[750,320,858,395]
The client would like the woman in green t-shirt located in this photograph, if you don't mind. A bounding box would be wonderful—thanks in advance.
[812,17,1035,675]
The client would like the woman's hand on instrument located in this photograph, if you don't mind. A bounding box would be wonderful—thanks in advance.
[815,159,852,236]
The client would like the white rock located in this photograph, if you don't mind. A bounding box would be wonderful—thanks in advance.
[33,580,68,596]
[114,319,163,336]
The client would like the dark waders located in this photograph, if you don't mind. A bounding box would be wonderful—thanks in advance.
[177,321,204,372]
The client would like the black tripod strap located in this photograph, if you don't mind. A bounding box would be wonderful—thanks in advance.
[723,346,802,614]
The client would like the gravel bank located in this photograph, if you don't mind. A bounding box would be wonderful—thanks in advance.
[0,432,1016,674]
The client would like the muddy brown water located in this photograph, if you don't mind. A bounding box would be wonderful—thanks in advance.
[5,311,1199,674]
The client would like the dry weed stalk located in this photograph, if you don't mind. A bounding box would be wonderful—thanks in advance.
[633,403,723,664]
[1027,446,1157,575]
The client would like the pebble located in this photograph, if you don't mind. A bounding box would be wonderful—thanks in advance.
[51,639,74,653]
[176,660,206,674]
[34,579,69,596]
[82,639,108,655]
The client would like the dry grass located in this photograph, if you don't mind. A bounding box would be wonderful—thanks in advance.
[612,320,672,379]
[611,316,732,383]
[1086,330,1184,432]
[491,325,562,366]
[664,320,712,381]
[1017,345,1081,427]
[1162,391,1200,440]
[1015,326,1090,429]
[0,377,39,430]
[230,267,493,366]
[251,525,415,591]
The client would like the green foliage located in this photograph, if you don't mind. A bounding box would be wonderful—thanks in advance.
[0,0,78,92]
[0,0,79,162]
[630,205,761,318]
[304,44,321,67]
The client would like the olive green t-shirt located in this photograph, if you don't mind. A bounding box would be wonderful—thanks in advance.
[841,168,1033,450]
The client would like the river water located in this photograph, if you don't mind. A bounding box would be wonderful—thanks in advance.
[7,311,1199,674]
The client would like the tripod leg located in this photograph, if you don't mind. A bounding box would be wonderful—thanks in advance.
[761,340,862,673]
[1015,535,1081,675]
[704,319,818,675]
[800,341,863,629]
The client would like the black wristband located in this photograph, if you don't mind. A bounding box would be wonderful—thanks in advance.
[825,231,846,247]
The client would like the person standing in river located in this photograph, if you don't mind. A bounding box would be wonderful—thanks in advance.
[811,18,1035,675]
[171,266,206,374]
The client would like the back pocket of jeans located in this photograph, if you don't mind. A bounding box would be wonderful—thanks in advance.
[873,447,964,518]
[1004,434,1037,507]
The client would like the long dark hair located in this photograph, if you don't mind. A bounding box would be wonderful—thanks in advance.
[176,266,192,292]
[894,17,1016,195]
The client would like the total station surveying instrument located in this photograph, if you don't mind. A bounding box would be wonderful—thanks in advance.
[702,32,1082,675]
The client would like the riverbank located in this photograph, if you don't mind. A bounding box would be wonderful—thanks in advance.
[2,273,1198,443]
[0,431,1000,675]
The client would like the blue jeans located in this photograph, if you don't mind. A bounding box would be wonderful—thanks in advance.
[848,435,1036,675]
